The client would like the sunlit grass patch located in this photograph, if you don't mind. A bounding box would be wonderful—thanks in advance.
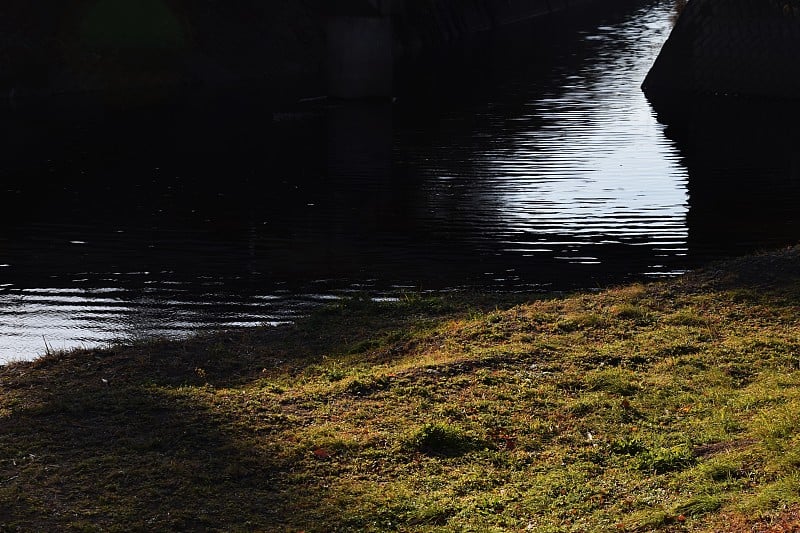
[675,492,725,518]
[737,472,800,515]
[697,456,748,483]
[585,367,640,396]
[610,303,655,324]
[636,445,695,474]
[555,312,609,332]
[663,308,709,327]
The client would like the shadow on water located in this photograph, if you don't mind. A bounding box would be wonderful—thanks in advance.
[647,93,800,260]
[3,0,800,360]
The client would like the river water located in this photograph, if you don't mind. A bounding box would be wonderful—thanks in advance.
[3,0,800,363]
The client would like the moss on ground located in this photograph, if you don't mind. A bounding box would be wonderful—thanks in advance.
[3,247,800,531]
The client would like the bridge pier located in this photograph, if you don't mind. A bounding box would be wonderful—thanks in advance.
[326,1,394,99]
[642,0,800,99]
[326,16,393,99]
[325,0,615,100]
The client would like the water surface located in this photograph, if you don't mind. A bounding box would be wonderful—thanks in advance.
[3,0,800,363]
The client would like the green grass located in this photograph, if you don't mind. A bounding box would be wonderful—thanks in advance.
[3,246,800,531]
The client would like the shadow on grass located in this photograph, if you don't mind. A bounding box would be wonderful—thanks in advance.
[0,365,302,530]
[682,245,800,307]
[0,293,518,531]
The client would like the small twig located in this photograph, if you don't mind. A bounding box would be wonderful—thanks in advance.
[42,336,52,357]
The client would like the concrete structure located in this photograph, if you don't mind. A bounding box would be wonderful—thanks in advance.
[326,1,394,99]
[1,0,609,104]
[326,0,607,98]
[643,0,800,99]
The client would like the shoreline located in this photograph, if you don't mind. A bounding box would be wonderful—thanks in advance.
[2,245,800,530]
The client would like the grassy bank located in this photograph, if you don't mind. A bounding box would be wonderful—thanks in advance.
[3,248,800,531]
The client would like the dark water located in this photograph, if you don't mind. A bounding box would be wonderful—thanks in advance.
[3,0,800,363]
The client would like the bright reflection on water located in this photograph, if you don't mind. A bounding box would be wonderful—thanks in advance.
[486,38,688,261]
[3,0,798,362]
[391,0,687,278]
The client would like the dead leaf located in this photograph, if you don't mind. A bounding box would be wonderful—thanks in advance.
[313,448,331,459]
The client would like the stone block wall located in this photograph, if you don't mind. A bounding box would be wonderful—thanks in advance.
[643,0,800,98]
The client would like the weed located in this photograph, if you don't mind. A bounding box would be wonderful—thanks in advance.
[637,445,695,474]
[675,493,725,517]
[406,422,486,457]
[699,459,745,482]
[611,437,647,456]
[323,365,347,382]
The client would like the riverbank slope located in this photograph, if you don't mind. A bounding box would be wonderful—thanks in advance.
[3,246,800,531]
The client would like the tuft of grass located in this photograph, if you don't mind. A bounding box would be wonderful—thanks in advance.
[664,308,708,327]
[610,303,654,324]
[405,422,486,457]
[738,472,800,514]
[675,493,725,517]
[586,367,639,396]
[610,437,647,456]
[636,445,696,474]
[751,399,800,445]
[555,312,609,332]
[699,458,746,482]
